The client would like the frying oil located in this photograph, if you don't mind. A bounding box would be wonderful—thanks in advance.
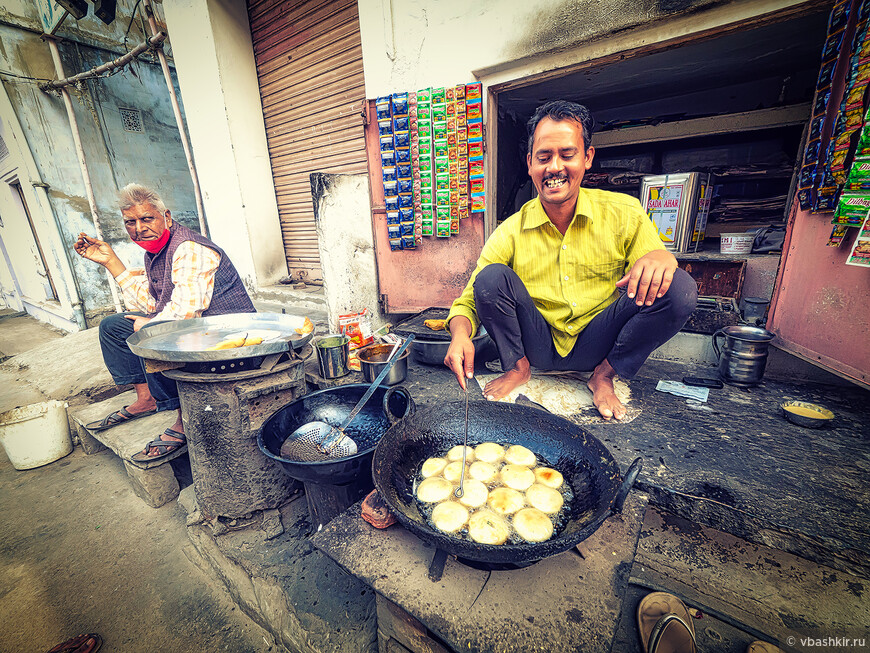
[413,443,574,545]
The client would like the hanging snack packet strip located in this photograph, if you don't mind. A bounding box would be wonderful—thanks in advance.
[466,82,485,213]
[377,96,403,251]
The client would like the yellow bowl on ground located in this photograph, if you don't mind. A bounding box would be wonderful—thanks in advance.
[780,401,835,428]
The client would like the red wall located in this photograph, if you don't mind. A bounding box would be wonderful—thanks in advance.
[769,200,870,385]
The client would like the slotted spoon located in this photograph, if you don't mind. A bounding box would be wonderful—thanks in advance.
[281,334,415,462]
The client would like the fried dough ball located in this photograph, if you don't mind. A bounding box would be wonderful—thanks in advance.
[525,483,564,514]
[534,466,564,489]
[487,487,525,515]
[421,457,448,478]
[501,464,536,491]
[416,477,453,503]
[442,460,467,483]
[469,461,497,484]
[431,501,469,533]
[446,445,475,463]
[468,509,510,545]
[505,444,537,467]
[456,479,488,508]
[513,507,554,543]
[474,442,505,464]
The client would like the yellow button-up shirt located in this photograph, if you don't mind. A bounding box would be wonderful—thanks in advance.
[447,188,665,357]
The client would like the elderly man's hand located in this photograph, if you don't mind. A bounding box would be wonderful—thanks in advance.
[74,233,126,276]
[124,315,152,332]
[616,249,679,306]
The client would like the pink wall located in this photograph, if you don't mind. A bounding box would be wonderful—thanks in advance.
[769,200,870,385]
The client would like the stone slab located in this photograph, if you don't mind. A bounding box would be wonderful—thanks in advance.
[178,486,377,653]
[585,358,870,579]
[69,391,187,468]
[312,492,648,653]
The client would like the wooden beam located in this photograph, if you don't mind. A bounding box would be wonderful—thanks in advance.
[593,103,810,149]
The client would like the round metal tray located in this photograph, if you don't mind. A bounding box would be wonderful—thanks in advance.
[126,313,313,362]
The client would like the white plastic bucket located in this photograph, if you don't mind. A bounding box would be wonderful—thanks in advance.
[0,400,72,470]
[720,233,754,254]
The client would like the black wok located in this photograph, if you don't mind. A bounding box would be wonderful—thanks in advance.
[258,384,414,486]
[372,400,641,565]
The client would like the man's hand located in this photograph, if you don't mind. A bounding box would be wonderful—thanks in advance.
[74,233,125,277]
[124,315,152,332]
[616,249,678,306]
[443,316,475,390]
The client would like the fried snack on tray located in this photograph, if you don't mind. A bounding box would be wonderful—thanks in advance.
[424,318,448,331]
[295,316,314,335]
[205,335,263,351]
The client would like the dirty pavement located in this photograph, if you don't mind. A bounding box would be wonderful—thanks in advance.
[1,307,868,653]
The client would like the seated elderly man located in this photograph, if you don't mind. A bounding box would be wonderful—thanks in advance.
[74,183,255,461]
[444,100,698,420]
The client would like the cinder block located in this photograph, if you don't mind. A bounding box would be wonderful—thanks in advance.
[123,459,179,508]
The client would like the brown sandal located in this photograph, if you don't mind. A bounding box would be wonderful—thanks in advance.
[47,633,102,653]
[637,592,697,653]
[747,642,786,653]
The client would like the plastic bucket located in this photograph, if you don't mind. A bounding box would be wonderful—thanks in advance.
[0,400,72,470]
[720,233,754,254]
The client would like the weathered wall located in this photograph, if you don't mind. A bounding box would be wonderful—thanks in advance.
[357,0,731,96]
[0,0,198,324]
[311,173,385,330]
[162,0,288,291]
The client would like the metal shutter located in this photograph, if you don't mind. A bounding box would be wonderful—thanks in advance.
[248,0,367,282]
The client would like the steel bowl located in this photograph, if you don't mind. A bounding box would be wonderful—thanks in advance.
[412,326,493,366]
[780,401,834,428]
[357,343,409,386]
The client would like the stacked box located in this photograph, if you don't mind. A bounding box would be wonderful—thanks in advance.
[466,82,486,213]
[432,87,451,237]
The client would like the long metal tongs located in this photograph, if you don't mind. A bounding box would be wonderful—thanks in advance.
[454,385,470,498]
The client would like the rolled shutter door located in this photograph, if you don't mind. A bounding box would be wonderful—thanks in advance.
[248,0,367,282]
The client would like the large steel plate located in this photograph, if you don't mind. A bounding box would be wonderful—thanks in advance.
[126,313,313,362]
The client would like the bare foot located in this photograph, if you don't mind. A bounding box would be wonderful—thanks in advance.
[126,399,157,415]
[587,359,626,420]
[483,357,531,400]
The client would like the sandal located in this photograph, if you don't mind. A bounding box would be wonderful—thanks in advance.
[86,406,157,432]
[47,633,102,653]
[747,642,786,653]
[637,592,697,653]
[131,428,187,463]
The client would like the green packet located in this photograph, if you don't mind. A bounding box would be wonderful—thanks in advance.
[835,190,870,219]
[849,154,870,182]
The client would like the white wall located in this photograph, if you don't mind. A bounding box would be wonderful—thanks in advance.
[357,0,812,97]
[162,0,288,290]
[311,173,385,330]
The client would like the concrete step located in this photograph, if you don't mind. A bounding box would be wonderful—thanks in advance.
[69,392,183,507]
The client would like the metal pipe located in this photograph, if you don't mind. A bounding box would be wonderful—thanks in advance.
[142,0,208,237]
[45,36,123,313]
[40,33,167,91]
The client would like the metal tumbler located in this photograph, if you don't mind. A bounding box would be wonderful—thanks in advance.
[314,334,351,379]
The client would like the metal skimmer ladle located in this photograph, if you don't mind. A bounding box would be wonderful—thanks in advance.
[454,385,470,498]
[281,334,415,462]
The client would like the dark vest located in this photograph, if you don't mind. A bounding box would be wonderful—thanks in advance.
[143,223,255,318]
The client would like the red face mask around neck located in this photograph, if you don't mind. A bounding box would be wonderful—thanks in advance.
[134,227,171,254]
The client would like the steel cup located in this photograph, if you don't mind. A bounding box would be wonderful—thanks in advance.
[314,334,351,379]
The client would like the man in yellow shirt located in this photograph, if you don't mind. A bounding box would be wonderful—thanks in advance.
[445,101,697,420]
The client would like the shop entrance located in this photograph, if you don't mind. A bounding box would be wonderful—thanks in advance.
[492,8,830,241]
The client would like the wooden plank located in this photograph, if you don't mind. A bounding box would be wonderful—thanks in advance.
[594,104,811,149]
